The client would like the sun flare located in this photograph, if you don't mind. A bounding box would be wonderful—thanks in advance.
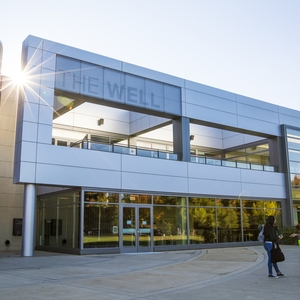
[12,69,28,87]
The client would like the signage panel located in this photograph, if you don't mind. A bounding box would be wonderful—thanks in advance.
[55,55,181,115]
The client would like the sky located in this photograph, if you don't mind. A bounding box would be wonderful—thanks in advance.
[1,0,300,110]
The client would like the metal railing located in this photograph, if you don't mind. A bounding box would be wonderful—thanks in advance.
[70,140,178,161]
[190,155,275,172]
[69,139,275,171]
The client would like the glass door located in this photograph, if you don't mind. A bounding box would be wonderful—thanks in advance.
[121,205,152,253]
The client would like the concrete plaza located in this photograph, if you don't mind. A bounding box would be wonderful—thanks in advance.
[0,245,299,299]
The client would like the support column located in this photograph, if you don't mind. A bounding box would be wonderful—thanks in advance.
[172,117,190,161]
[22,184,36,257]
[280,125,293,226]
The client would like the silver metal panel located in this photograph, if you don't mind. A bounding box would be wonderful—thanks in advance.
[188,162,241,182]
[223,133,263,149]
[149,115,169,127]
[36,144,121,170]
[40,51,56,71]
[39,87,54,107]
[22,102,39,123]
[43,38,122,70]
[35,163,122,189]
[240,168,285,185]
[121,171,189,194]
[37,124,52,144]
[237,115,281,136]
[237,102,279,123]
[38,105,53,125]
[122,62,184,87]
[21,122,38,142]
[241,182,286,199]
[278,105,300,118]
[22,35,44,49]
[184,80,236,101]
[279,113,300,128]
[26,47,42,68]
[192,134,223,149]
[165,98,181,115]
[185,103,238,127]
[24,87,40,104]
[20,141,37,162]
[185,89,237,114]
[40,68,55,89]
[122,155,188,177]
[188,177,242,196]
[236,94,278,112]
[18,162,36,182]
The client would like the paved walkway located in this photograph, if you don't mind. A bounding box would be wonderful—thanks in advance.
[0,245,299,299]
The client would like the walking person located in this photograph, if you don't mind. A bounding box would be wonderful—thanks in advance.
[263,216,286,278]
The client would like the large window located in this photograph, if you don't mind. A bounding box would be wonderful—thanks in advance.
[286,128,300,224]
[188,197,281,244]
[37,190,80,249]
[216,199,241,243]
[189,198,216,244]
[84,192,119,248]
[224,143,270,165]
[153,196,187,246]
[37,190,283,252]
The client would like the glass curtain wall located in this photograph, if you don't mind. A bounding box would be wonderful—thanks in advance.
[153,196,187,246]
[286,128,300,225]
[37,190,80,249]
[188,197,282,244]
[216,199,241,243]
[189,198,216,244]
[242,200,282,241]
[37,190,282,252]
[83,192,119,248]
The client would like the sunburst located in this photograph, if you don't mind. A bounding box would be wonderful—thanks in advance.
[0,43,77,119]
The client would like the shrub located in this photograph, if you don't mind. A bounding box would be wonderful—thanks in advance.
[281,226,299,245]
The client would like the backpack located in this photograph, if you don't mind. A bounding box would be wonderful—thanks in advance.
[258,225,265,242]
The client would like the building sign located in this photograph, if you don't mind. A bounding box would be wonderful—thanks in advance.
[55,55,181,115]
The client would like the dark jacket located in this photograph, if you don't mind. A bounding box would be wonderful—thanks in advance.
[264,226,279,242]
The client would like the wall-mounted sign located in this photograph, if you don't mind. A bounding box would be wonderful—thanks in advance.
[112,226,118,234]
[55,55,181,115]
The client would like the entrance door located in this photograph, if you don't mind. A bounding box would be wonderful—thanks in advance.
[121,205,152,253]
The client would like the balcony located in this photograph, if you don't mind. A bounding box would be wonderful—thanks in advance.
[190,155,275,172]
[70,140,178,161]
[69,139,275,171]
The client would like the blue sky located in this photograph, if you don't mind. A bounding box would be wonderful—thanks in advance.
[1,0,300,110]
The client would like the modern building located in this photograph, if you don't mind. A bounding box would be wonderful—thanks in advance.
[0,40,25,253]
[1,35,300,256]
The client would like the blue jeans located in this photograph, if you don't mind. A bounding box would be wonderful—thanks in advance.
[264,242,280,275]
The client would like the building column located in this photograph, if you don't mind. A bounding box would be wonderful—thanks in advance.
[22,184,36,257]
[280,125,294,226]
[172,117,190,161]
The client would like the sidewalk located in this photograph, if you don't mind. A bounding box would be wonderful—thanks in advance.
[0,245,299,299]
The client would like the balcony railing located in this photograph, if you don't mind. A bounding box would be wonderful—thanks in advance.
[70,140,178,161]
[190,155,275,172]
[69,139,275,171]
